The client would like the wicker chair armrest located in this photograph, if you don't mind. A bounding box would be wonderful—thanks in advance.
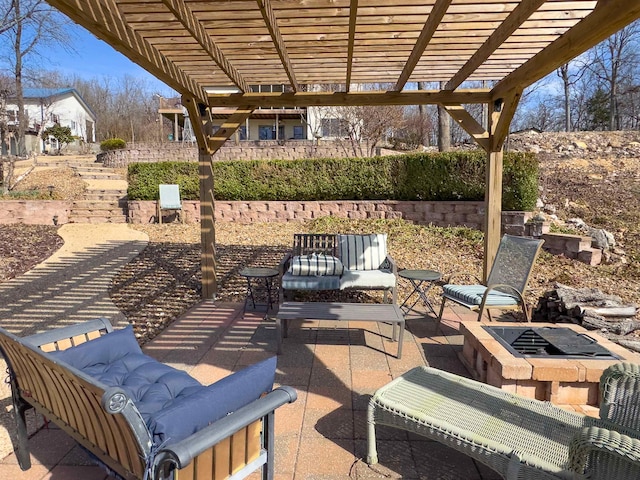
[24,318,114,350]
[568,426,640,475]
[154,386,297,474]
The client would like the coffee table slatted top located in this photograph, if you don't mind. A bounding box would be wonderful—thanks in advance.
[275,302,405,358]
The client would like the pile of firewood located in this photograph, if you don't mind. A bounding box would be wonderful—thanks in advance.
[532,284,640,344]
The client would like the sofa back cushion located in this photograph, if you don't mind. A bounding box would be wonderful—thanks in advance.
[52,326,278,445]
[338,234,388,271]
[288,253,344,276]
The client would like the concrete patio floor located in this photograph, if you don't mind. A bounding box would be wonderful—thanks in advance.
[1,301,503,480]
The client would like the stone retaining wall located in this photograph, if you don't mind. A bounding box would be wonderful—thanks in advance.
[99,140,358,167]
[0,201,70,225]
[128,199,531,235]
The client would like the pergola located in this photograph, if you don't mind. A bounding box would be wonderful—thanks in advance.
[46,0,640,299]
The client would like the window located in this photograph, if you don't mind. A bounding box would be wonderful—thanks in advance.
[50,113,59,124]
[238,125,247,140]
[70,120,77,130]
[293,125,305,140]
[321,118,347,138]
[259,125,285,140]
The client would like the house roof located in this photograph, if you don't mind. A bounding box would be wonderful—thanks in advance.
[21,87,97,121]
[43,0,640,111]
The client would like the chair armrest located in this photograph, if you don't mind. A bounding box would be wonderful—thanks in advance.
[568,426,640,476]
[383,255,398,275]
[484,283,524,300]
[153,386,297,473]
[443,272,483,284]
[24,318,114,349]
[279,252,293,276]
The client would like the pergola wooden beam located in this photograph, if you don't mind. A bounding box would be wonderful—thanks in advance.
[445,0,546,90]
[162,0,251,92]
[206,89,491,108]
[345,0,359,90]
[394,0,452,91]
[46,0,207,104]
[492,0,640,98]
[256,0,300,92]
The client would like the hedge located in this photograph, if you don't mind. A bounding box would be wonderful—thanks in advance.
[127,151,538,211]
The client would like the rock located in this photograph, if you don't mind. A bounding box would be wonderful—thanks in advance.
[573,140,588,149]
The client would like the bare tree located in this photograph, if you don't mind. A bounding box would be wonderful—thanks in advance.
[437,82,451,151]
[556,60,589,132]
[587,22,640,130]
[1,0,72,155]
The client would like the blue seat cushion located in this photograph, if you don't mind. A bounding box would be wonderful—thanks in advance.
[51,326,277,444]
[282,272,341,290]
[443,284,519,306]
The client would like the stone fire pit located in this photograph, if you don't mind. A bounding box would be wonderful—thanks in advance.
[459,322,640,411]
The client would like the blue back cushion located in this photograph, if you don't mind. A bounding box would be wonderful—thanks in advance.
[51,326,277,445]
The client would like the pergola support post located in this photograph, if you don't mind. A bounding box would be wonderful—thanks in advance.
[182,96,254,299]
[442,89,521,281]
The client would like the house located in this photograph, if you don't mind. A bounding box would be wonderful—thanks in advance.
[159,86,340,143]
[3,88,96,155]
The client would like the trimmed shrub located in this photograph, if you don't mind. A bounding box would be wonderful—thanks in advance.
[100,138,127,151]
[127,151,539,211]
[128,162,199,200]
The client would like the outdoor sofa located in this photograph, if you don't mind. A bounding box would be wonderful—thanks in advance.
[0,318,296,480]
[279,233,398,303]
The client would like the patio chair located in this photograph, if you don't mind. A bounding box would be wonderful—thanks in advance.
[367,363,640,479]
[437,234,544,323]
[157,184,184,224]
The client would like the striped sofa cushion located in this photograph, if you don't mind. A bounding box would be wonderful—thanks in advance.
[337,234,388,271]
[288,253,344,276]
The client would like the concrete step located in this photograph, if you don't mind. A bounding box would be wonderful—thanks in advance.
[68,215,128,224]
[83,191,128,202]
[75,172,123,180]
[72,200,127,210]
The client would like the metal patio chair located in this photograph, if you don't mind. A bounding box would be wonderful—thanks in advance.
[157,184,184,224]
[437,234,544,323]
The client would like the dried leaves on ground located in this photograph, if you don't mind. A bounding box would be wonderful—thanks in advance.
[0,225,63,281]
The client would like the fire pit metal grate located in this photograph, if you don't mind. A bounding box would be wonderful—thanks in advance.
[484,326,621,359]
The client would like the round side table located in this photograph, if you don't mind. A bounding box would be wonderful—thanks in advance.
[398,269,442,316]
[239,267,279,317]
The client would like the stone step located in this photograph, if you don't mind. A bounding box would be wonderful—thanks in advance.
[75,172,123,180]
[72,200,127,210]
[83,193,128,202]
[68,215,128,224]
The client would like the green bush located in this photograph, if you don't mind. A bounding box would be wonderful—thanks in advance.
[100,138,127,151]
[127,151,539,211]
[128,162,199,200]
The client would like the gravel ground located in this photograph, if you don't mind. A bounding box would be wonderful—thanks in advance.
[1,149,639,343]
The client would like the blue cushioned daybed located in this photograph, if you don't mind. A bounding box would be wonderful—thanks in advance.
[279,233,397,303]
[0,319,296,480]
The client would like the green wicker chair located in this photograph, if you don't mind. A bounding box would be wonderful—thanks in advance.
[437,234,544,323]
[367,363,640,479]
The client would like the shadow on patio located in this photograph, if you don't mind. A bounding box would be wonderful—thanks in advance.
[1,299,502,480]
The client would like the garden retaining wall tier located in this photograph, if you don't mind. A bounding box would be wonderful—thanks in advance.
[128,199,531,235]
[0,199,531,236]
[98,140,360,168]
